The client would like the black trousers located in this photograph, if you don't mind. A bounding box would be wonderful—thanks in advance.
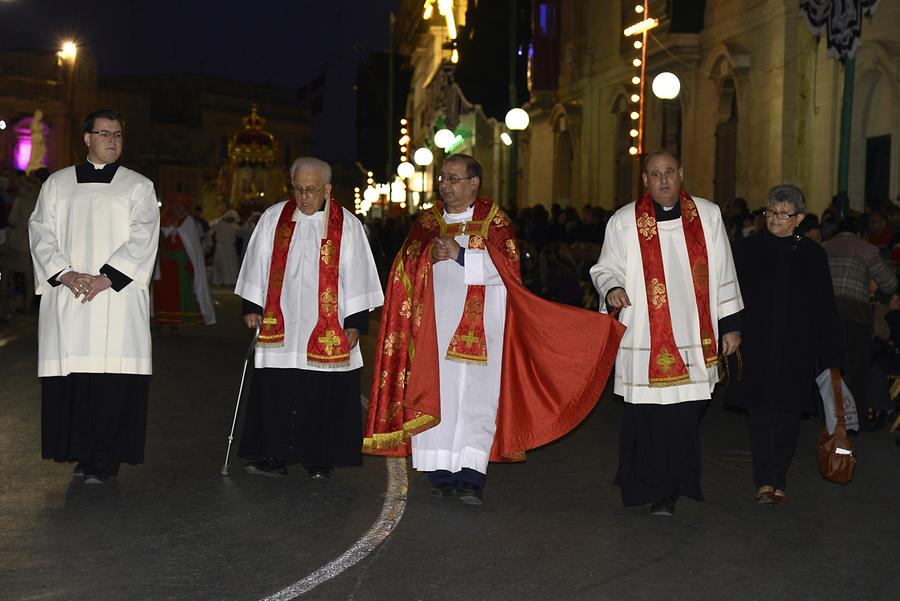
[616,400,706,506]
[427,468,487,491]
[748,409,801,490]
[841,319,872,428]
[41,373,151,475]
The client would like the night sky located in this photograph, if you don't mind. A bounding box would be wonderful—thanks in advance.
[0,0,400,161]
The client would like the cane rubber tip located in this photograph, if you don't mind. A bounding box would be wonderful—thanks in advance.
[221,466,229,475]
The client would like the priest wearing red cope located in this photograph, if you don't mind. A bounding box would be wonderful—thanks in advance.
[364,154,624,505]
[236,157,383,479]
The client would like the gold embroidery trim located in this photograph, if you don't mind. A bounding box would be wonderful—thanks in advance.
[362,413,437,450]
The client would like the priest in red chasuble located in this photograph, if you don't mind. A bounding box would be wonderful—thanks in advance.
[152,192,215,329]
[236,157,383,479]
[591,150,743,517]
[364,154,624,505]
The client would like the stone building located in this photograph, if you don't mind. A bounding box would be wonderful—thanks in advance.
[393,1,897,215]
[521,0,899,214]
[0,49,312,217]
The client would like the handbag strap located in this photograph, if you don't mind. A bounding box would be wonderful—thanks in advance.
[829,367,847,433]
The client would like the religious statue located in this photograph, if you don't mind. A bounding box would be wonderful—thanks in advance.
[26,109,47,174]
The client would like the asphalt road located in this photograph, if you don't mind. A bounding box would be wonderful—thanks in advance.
[1,290,898,601]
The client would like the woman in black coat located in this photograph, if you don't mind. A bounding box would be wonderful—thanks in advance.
[731,185,843,505]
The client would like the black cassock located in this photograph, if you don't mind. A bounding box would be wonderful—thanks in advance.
[237,300,368,470]
[731,230,843,490]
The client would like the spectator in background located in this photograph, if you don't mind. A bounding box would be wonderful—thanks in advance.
[866,209,893,251]
[4,174,42,313]
[731,185,842,505]
[210,209,241,286]
[823,218,897,430]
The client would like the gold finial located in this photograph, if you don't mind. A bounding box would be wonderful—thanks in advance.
[242,104,266,130]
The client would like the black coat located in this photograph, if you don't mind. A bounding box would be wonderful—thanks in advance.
[730,230,843,413]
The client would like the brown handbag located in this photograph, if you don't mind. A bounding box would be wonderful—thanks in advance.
[817,368,856,484]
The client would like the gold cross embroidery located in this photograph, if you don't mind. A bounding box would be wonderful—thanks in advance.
[460,330,480,349]
[318,329,342,355]
[656,347,676,374]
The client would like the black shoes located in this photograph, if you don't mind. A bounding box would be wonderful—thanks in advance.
[244,458,288,477]
[459,483,484,506]
[84,469,112,485]
[650,497,676,516]
[307,468,330,480]
[430,483,455,498]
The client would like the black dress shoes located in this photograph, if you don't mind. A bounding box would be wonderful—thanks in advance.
[650,497,675,516]
[244,458,288,477]
[459,483,483,506]
[430,483,455,497]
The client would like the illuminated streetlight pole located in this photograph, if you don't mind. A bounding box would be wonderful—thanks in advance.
[58,40,79,164]
[505,108,529,209]
[413,147,434,205]
[623,3,658,157]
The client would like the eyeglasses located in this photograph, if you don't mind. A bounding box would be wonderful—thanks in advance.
[763,210,800,221]
[89,130,123,141]
[437,174,475,185]
[292,184,325,198]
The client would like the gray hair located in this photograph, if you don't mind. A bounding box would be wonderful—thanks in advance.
[289,157,332,183]
[767,184,805,213]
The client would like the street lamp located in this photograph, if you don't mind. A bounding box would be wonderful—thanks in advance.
[651,72,681,100]
[505,108,529,131]
[413,147,434,205]
[58,41,78,62]
[504,108,529,208]
[397,161,416,179]
[434,128,455,150]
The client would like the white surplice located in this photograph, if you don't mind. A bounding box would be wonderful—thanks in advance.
[29,166,160,377]
[410,206,508,475]
[154,214,216,324]
[235,200,383,372]
[590,196,743,404]
[211,220,240,286]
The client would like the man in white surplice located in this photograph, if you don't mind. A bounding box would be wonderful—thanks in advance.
[591,150,743,516]
[235,157,383,479]
[29,109,160,484]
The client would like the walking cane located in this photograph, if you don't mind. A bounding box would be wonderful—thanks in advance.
[221,322,261,475]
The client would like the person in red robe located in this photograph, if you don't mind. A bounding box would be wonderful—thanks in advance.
[363,153,624,504]
[152,192,215,329]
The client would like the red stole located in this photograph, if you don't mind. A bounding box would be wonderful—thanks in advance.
[258,199,350,368]
[363,198,625,461]
[635,190,716,386]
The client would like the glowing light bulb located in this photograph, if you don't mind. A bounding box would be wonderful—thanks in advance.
[632,76,641,85]
[630,111,639,120]
[630,129,639,137]
[633,58,642,67]
[635,5,644,13]
[631,94,640,102]
[634,40,643,49]
[628,146,638,155]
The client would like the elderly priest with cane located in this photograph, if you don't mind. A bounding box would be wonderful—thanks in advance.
[235,157,383,480]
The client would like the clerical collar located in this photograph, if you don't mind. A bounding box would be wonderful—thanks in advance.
[653,198,681,221]
[76,160,121,184]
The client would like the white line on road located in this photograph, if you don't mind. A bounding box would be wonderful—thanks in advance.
[260,456,408,600]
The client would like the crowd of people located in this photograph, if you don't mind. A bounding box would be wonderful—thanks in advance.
[4,106,897,514]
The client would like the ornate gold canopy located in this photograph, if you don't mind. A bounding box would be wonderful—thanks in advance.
[227,104,279,164]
